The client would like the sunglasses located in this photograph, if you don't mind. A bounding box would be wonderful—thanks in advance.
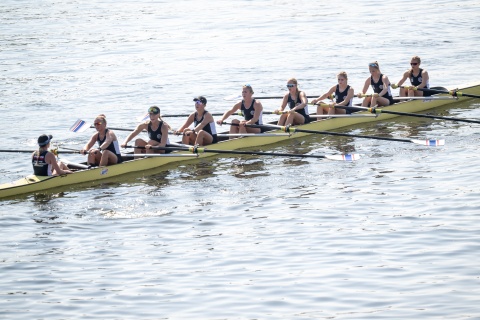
[94,122,102,126]
[410,62,418,66]
[369,63,378,68]
[148,107,160,114]
[286,84,296,88]
[195,100,203,105]
[244,84,252,87]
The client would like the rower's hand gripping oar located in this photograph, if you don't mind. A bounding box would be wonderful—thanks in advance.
[224,122,445,146]
[125,145,360,161]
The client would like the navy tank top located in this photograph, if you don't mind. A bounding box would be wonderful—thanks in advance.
[194,111,218,143]
[32,150,50,176]
[335,85,353,114]
[97,129,122,163]
[287,91,310,123]
[370,74,393,105]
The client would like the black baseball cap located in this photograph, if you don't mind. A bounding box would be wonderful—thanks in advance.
[193,96,207,104]
[38,134,53,146]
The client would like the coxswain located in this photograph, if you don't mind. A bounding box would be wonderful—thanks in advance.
[32,134,72,176]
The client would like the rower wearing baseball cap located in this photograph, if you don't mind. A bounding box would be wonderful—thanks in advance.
[174,96,218,146]
[32,134,72,176]
[121,106,170,156]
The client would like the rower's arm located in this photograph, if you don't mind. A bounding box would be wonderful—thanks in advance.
[378,75,391,96]
[82,134,97,152]
[418,70,429,89]
[122,124,146,147]
[247,101,263,125]
[311,86,335,104]
[177,114,195,133]
[396,70,409,86]
[217,102,240,124]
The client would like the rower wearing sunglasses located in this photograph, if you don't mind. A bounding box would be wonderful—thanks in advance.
[311,71,355,116]
[81,114,122,166]
[275,78,310,126]
[121,106,170,157]
[394,56,430,97]
[358,61,394,107]
[174,96,218,146]
[216,84,264,136]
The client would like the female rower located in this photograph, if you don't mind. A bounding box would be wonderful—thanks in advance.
[394,56,430,97]
[275,78,310,126]
[358,61,394,107]
[81,114,122,166]
[121,106,170,155]
[32,134,72,176]
[216,84,264,136]
[311,71,355,115]
[175,96,217,146]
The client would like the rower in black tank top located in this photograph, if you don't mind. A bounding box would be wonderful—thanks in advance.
[335,85,353,114]
[194,111,218,143]
[370,74,394,105]
[287,92,310,123]
[97,129,123,163]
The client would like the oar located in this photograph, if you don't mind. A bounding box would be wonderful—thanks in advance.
[126,145,360,161]
[358,94,455,100]
[397,86,480,99]
[224,122,444,146]
[0,149,82,154]
[224,94,322,101]
[156,111,285,117]
[331,104,480,125]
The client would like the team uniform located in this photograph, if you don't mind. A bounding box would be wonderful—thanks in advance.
[288,92,310,123]
[335,85,353,114]
[241,99,266,132]
[194,111,218,143]
[409,68,431,96]
[97,129,122,163]
[148,120,170,144]
[32,150,52,176]
[370,74,394,105]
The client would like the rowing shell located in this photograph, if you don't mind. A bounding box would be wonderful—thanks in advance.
[1,83,479,199]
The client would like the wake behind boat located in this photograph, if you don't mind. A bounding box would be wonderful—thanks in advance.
[1,83,479,199]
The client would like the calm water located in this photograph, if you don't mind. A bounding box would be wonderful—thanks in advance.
[1,1,480,319]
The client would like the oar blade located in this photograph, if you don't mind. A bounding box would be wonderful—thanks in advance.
[69,119,90,133]
[410,139,445,146]
[324,153,361,161]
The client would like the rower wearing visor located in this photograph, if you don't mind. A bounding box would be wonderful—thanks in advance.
[81,114,123,166]
[32,134,72,176]
[174,96,218,146]
[216,84,264,137]
[121,106,170,157]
